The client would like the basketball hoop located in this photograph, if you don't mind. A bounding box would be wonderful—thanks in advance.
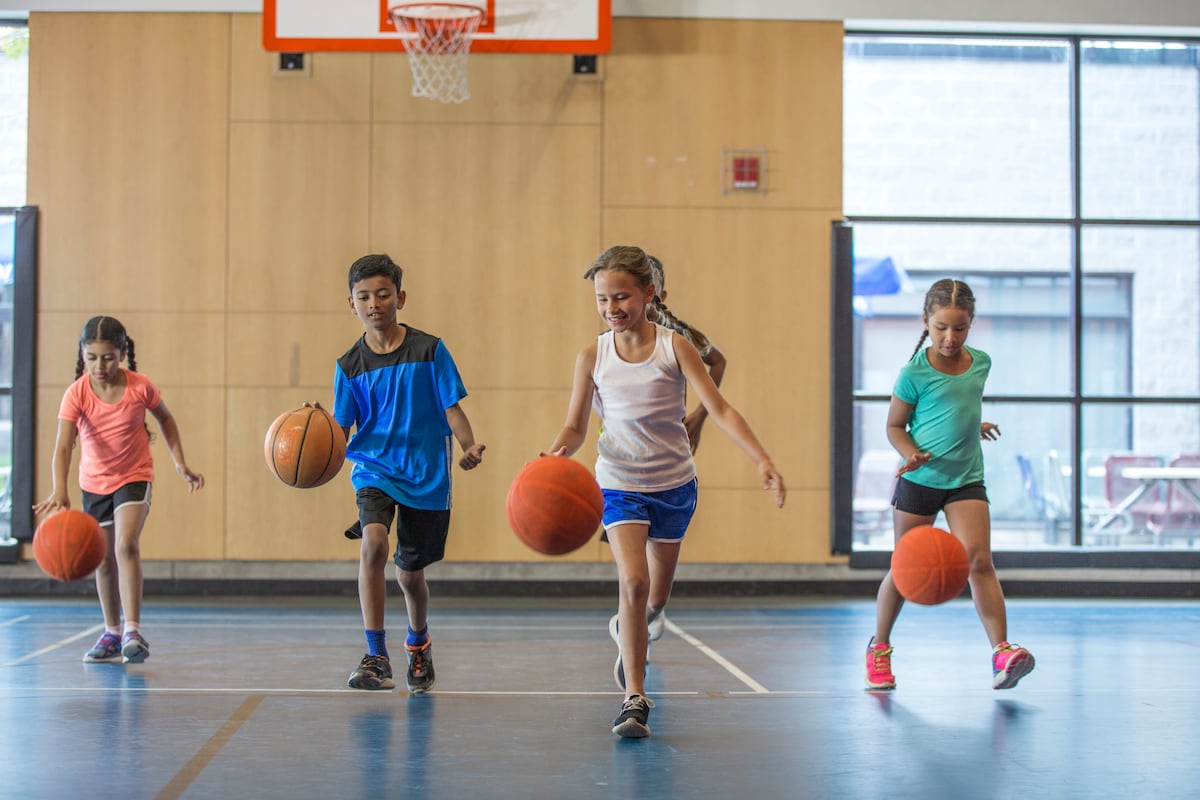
[390,3,485,104]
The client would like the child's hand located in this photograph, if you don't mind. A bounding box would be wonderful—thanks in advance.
[539,447,568,458]
[177,464,205,492]
[896,451,932,476]
[980,422,1001,441]
[302,400,325,410]
[759,461,786,508]
[459,443,486,470]
[32,493,70,516]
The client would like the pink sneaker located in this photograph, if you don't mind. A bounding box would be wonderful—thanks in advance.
[865,638,896,690]
[992,642,1035,689]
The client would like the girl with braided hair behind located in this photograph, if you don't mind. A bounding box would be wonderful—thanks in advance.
[645,255,727,455]
[866,279,1034,691]
[34,316,205,664]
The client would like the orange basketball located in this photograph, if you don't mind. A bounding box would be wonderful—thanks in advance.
[33,509,106,582]
[264,405,347,489]
[506,457,604,555]
[890,524,970,605]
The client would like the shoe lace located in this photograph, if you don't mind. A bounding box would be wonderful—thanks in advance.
[407,645,429,676]
[623,695,655,712]
[869,645,894,674]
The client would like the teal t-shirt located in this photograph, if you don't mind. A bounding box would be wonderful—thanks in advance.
[892,345,990,490]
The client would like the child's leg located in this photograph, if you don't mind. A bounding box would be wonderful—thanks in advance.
[112,502,151,627]
[943,499,1007,647]
[874,510,935,643]
[93,523,122,629]
[608,523,652,698]
[396,567,429,635]
[645,539,681,629]
[358,522,391,630]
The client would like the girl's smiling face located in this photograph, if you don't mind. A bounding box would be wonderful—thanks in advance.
[594,269,654,333]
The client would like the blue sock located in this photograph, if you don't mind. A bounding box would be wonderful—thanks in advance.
[406,626,428,647]
[366,629,388,658]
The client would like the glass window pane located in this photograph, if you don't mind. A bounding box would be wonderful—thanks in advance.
[1081,404,1200,548]
[853,401,1075,550]
[844,36,1072,218]
[853,222,1073,396]
[1081,225,1200,397]
[1081,41,1200,220]
[0,25,28,206]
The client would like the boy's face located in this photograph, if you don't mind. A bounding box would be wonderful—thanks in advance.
[349,275,405,331]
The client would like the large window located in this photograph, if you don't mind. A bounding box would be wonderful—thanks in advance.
[840,34,1200,554]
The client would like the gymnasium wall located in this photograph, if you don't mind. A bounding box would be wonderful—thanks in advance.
[27,13,842,569]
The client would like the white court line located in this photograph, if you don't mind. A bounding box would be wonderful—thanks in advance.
[664,618,770,694]
[0,615,30,627]
[3,623,103,667]
[0,686,701,697]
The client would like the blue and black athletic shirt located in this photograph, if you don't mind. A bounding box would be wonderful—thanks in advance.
[333,325,467,510]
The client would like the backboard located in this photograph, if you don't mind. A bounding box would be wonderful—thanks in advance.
[263,1,611,54]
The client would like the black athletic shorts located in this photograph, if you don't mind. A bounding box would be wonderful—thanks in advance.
[355,486,450,572]
[891,477,988,517]
[80,481,152,527]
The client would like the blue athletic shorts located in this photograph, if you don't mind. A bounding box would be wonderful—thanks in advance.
[601,478,698,541]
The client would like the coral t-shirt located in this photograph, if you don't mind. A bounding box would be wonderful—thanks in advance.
[58,370,162,494]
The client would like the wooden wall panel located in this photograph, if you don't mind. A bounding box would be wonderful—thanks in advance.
[603,18,842,210]
[229,14,371,123]
[227,122,372,311]
[368,122,603,389]
[27,12,843,566]
[226,312,362,390]
[27,13,230,313]
[373,52,602,124]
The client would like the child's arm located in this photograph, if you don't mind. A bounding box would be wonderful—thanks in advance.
[544,343,598,458]
[150,401,205,492]
[445,403,485,470]
[32,419,78,514]
[672,335,785,507]
[886,396,930,476]
[683,344,727,451]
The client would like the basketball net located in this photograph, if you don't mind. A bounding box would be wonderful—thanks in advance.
[390,3,485,104]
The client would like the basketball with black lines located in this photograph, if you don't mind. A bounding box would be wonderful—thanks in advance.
[506,457,604,555]
[264,406,347,489]
[890,524,970,605]
[33,509,106,582]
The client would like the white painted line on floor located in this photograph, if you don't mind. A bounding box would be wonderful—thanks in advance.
[0,687,702,697]
[0,615,30,627]
[665,618,770,693]
[2,623,103,667]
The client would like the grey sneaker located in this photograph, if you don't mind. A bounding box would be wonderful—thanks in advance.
[611,694,655,738]
[405,639,436,694]
[347,654,395,690]
[121,631,150,664]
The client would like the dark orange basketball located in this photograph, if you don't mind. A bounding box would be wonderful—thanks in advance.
[264,405,347,489]
[890,524,970,605]
[33,509,106,582]
[506,457,604,555]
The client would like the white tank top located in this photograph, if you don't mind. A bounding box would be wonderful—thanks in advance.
[592,324,696,492]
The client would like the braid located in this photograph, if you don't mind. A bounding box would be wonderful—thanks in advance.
[652,297,712,355]
[125,336,138,372]
[75,351,85,379]
[909,330,929,361]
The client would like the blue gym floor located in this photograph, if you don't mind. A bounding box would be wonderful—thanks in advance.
[0,595,1197,799]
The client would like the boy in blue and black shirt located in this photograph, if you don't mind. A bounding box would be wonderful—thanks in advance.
[333,253,485,693]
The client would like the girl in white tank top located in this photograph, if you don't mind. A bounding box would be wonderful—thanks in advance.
[543,245,786,740]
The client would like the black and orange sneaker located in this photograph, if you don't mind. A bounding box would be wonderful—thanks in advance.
[405,639,436,694]
[347,654,394,690]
